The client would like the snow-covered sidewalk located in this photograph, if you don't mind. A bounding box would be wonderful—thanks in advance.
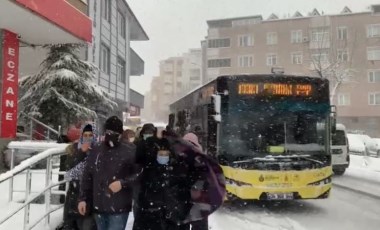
[333,155,380,198]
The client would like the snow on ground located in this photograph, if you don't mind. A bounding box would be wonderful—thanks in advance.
[333,154,380,197]
[1,154,380,230]
[0,169,62,230]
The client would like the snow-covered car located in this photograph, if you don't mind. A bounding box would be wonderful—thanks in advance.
[347,134,366,155]
[373,138,380,157]
[347,134,378,156]
[2,136,56,169]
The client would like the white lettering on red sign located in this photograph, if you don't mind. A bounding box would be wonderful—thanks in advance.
[7,73,15,82]
[7,60,15,69]
[6,87,15,95]
[8,48,15,56]
[6,113,13,121]
[1,30,19,138]
[5,100,14,108]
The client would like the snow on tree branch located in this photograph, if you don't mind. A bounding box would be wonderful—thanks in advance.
[18,44,118,129]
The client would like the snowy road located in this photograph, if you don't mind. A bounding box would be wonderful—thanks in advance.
[209,186,380,230]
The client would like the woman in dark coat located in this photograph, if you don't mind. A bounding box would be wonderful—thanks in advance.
[133,136,192,230]
[61,124,96,230]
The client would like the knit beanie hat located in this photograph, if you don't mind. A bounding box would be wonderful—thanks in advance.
[105,116,123,134]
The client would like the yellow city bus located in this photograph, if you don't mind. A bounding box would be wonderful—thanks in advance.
[169,74,334,200]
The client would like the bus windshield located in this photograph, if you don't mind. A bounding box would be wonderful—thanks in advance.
[221,111,328,157]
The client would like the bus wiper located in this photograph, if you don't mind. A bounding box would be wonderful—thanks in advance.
[232,155,324,165]
[298,156,324,165]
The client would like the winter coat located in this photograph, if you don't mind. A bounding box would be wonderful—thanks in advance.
[79,142,137,214]
[63,143,88,220]
[163,134,226,223]
[133,135,226,229]
[133,137,193,230]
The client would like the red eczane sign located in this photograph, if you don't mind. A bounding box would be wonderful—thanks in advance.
[0,30,19,138]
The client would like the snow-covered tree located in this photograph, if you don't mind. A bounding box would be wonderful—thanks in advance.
[308,24,359,103]
[19,44,117,129]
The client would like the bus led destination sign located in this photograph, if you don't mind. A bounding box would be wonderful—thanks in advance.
[238,83,312,96]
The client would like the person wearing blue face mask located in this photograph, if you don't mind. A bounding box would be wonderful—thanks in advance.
[61,124,97,230]
[133,137,191,230]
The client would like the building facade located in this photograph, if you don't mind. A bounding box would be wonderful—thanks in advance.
[87,0,148,117]
[145,50,203,122]
[203,6,380,136]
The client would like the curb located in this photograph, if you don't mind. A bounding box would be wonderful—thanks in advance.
[332,182,380,200]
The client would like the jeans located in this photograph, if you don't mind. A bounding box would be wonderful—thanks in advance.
[190,219,208,230]
[94,213,129,230]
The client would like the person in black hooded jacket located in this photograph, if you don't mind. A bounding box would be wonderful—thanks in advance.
[132,136,191,230]
[78,116,137,230]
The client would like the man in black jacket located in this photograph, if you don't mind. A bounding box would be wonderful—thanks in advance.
[78,116,137,230]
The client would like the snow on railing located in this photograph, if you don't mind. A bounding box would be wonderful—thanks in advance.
[0,142,69,230]
[0,145,67,183]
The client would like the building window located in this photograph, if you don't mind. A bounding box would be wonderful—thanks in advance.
[267,32,278,45]
[117,57,126,82]
[337,49,349,62]
[238,35,254,47]
[311,52,329,63]
[102,0,111,22]
[177,71,182,77]
[338,94,350,106]
[118,11,126,38]
[367,47,380,60]
[367,24,380,38]
[100,44,110,74]
[291,52,303,64]
[369,92,380,105]
[177,82,182,88]
[190,69,201,77]
[208,38,230,48]
[208,58,231,68]
[266,54,278,66]
[238,55,254,67]
[291,30,303,43]
[311,29,329,42]
[368,70,380,83]
[190,76,201,81]
[337,27,348,40]
[232,18,261,27]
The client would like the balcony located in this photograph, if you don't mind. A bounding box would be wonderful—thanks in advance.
[130,48,145,76]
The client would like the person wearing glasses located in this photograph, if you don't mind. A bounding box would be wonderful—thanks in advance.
[78,116,137,230]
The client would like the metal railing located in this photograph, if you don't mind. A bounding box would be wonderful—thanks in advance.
[0,142,69,230]
[18,112,61,141]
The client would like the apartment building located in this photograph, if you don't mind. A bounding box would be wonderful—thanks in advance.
[146,50,203,122]
[18,0,148,125]
[182,49,203,93]
[203,6,380,136]
[87,0,148,118]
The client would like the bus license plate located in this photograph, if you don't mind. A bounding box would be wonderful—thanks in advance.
[267,193,294,200]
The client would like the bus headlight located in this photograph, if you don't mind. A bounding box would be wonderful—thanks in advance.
[226,178,253,187]
[308,176,332,186]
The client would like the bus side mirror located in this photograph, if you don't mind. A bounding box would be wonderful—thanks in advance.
[212,94,221,122]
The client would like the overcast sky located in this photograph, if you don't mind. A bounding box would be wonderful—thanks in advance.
[128,0,379,94]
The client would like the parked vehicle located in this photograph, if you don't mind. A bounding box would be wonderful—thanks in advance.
[2,134,52,169]
[373,138,380,157]
[331,124,349,175]
[347,134,366,156]
[347,134,378,156]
